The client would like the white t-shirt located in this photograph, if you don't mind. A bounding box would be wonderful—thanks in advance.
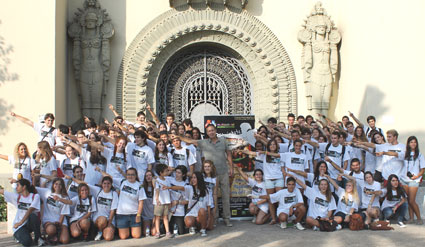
[8,155,32,182]
[32,157,57,186]
[103,148,128,189]
[306,173,334,192]
[66,180,80,200]
[33,122,57,147]
[60,156,85,178]
[259,152,284,180]
[70,196,96,222]
[37,187,70,226]
[358,180,381,209]
[153,177,171,205]
[282,152,309,187]
[4,191,40,233]
[304,186,337,219]
[117,180,147,215]
[335,187,358,214]
[318,143,350,179]
[168,177,187,217]
[170,147,196,170]
[184,185,210,217]
[81,148,106,186]
[402,152,425,182]
[127,143,155,182]
[254,156,264,171]
[364,148,376,173]
[375,143,406,180]
[380,188,406,209]
[88,185,119,221]
[269,188,304,215]
[204,176,216,208]
[154,152,174,176]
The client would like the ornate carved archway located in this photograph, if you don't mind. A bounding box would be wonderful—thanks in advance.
[117,7,297,123]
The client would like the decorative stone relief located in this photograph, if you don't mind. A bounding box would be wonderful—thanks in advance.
[298,2,341,116]
[117,8,296,123]
[68,0,114,123]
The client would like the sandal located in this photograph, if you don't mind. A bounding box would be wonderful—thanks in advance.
[155,232,160,239]
[269,219,277,225]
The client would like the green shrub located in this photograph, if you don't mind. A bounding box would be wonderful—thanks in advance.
[0,195,6,222]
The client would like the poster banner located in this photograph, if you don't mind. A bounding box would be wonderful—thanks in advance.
[204,115,256,218]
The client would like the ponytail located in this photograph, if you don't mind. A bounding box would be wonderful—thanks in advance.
[17,179,37,194]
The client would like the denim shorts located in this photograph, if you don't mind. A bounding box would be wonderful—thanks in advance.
[116,214,141,228]
[401,179,420,187]
[265,178,284,189]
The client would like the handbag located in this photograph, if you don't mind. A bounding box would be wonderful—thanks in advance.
[318,217,338,232]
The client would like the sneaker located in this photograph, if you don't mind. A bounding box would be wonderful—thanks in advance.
[200,229,207,237]
[224,219,233,227]
[166,232,175,238]
[94,231,103,241]
[406,219,415,224]
[336,224,342,230]
[295,222,305,231]
[312,226,319,231]
[280,222,287,229]
[155,232,161,239]
[417,219,424,225]
[252,215,257,223]
[189,227,196,235]
[398,221,406,228]
[38,238,45,247]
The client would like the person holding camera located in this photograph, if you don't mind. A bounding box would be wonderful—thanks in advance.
[401,136,424,225]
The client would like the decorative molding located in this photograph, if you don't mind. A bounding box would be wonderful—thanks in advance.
[117,8,296,122]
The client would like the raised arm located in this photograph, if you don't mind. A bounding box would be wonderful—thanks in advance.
[0,154,8,161]
[304,139,319,148]
[324,156,344,174]
[62,138,82,154]
[108,104,120,118]
[349,111,364,128]
[235,165,249,182]
[286,173,307,190]
[10,112,34,127]
[146,103,161,126]
[353,141,375,148]
[169,134,198,145]
[286,167,308,178]
[240,149,258,157]
[254,133,268,145]
[324,174,340,191]
[88,140,105,152]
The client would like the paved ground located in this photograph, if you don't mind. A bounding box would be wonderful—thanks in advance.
[0,220,424,247]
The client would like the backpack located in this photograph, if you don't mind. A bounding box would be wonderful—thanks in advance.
[349,213,364,231]
[318,217,338,232]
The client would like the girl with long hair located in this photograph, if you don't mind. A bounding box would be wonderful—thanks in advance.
[69,183,96,240]
[37,178,72,244]
[0,179,42,246]
[202,160,217,230]
[34,141,57,188]
[0,142,32,188]
[381,174,408,227]
[165,171,210,237]
[356,171,382,225]
[154,140,173,176]
[286,160,334,192]
[401,136,424,225]
[168,165,188,235]
[141,170,155,237]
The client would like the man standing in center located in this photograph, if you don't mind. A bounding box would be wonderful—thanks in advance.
[170,124,234,227]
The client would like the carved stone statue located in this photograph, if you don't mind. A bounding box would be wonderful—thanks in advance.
[298,2,341,116]
[68,0,114,123]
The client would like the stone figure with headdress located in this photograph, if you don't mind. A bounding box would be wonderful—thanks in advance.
[298,2,341,116]
[68,0,114,123]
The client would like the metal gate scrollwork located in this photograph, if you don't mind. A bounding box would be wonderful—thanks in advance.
[157,47,252,123]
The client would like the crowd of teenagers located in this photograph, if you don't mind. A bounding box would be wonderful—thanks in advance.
[0,105,424,246]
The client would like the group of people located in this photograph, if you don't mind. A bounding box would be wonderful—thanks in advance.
[0,105,423,246]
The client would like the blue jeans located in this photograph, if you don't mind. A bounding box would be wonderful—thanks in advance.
[382,203,408,222]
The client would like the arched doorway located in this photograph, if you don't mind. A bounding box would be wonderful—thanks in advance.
[157,45,252,128]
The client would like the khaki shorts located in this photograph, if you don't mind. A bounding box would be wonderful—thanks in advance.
[154,204,170,216]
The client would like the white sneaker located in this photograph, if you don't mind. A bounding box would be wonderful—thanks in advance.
[189,227,196,235]
[295,222,305,230]
[280,222,287,229]
[252,215,257,223]
[94,231,103,241]
[312,226,319,231]
[398,221,407,228]
[336,224,342,230]
[37,238,45,247]
[200,229,207,237]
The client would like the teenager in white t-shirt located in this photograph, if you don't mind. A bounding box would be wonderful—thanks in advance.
[236,166,269,225]
[37,178,72,244]
[168,166,188,236]
[127,130,155,182]
[0,142,32,188]
[401,136,425,225]
[10,112,57,147]
[292,174,337,231]
[153,140,173,177]
[165,172,210,237]
[380,174,408,228]
[63,166,85,200]
[241,140,285,225]
[153,163,173,239]
[286,161,334,192]
[116,168,146,239]
[202,160,218,230]
[326,174,359,229]
[282,140,310,190]
[259,176,306,230]
[170,136,196,177]
[354,171,382,225]
[33,141,58,188]
[69,183,97,241]
[141,170,155,237]
[0,179,43,246]
[60,145,85,183]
